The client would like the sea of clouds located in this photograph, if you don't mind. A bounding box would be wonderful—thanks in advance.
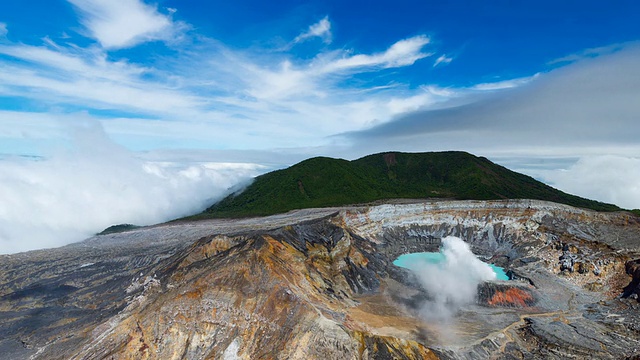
[538,156,640,210]
[0,122,261,254]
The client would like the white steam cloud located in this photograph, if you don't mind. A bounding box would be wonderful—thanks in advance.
[407,236,496,320]
[0,120,259,254]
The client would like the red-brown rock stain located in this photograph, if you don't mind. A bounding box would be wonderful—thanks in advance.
[488,288,534,307]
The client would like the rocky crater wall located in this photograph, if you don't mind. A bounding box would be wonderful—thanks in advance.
[1,200,639,359]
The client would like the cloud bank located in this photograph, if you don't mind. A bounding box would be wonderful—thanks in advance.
[536,156,640,210]
[344,44,640,155]
[0,119,261,254]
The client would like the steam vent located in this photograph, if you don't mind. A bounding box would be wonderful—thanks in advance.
[2,200,640,359]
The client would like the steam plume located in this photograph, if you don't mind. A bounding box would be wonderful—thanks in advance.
[405,236,496,320]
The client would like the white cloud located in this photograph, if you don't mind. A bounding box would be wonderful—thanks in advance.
[0,43,144,80]
[242,59,315,100]
[537,156,640,209]
[0,117,262,254]
[66,0,180,49]
[241,35,433,102]
[319,35,431,73]
[433,54,452,67]
[294,16,332,44]
[0,43,206,116]
[470,74,538,91]
[223,36,436,134]
[385,86,455,115]
[0,23,7,38]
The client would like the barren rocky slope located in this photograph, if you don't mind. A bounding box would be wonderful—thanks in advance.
[1,199,640,359]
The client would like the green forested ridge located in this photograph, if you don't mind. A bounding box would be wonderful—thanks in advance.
[195,151,620,218]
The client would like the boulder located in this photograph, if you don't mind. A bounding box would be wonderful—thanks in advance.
[559,251,576,272]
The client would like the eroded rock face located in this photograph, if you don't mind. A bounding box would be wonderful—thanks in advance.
[1,199,640,359]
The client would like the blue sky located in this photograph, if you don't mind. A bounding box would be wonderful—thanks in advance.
[2,0,640,253]
[1,0,639,157]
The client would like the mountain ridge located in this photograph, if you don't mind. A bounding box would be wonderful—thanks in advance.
[198,151,619,219]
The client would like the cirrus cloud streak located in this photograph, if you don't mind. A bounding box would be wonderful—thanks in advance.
[66,0,183,49]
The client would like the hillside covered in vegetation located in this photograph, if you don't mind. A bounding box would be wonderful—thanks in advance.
[198,151,620,218]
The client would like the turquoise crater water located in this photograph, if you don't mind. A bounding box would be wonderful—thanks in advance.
[393,252,510,281]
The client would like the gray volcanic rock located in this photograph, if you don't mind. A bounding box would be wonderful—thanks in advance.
[1,199,639,359]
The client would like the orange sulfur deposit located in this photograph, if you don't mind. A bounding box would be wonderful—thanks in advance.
[487,287,535,307]
[476,281,537,308]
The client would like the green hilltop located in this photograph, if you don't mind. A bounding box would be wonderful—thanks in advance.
[195,151,620,218]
